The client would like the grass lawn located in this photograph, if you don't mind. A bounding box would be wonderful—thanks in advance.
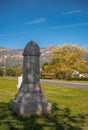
[0,77,88,130]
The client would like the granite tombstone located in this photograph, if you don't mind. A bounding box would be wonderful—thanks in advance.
[10,41,52,116]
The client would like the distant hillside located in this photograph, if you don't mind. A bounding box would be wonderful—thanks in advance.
[0,46,88,68]
[0,48,23,67]
[0,46,53,67]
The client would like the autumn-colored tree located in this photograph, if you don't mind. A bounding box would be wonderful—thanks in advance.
[15,67,22,76]
[50,44,88,80]
[40,63,53,78]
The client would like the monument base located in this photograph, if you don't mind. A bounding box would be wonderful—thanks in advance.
[10,100,52,117]
[10,83,52,117]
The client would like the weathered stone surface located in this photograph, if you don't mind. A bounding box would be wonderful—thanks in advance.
[10,41,52,116]
[10,101,52,116]
[23,41,40,56]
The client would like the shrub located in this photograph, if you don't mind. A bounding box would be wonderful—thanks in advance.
[67,77,88,81]
[6,68,16,77]
[0,68,3,76]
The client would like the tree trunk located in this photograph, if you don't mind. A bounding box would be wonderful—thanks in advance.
[61,72,67,80]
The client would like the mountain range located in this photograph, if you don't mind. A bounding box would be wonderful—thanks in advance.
[0,46,53,67]
[0,46,88,68]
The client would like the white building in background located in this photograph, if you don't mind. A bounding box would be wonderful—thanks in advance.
[79,73,88,78]
[72,70,79,77]
[72,70,88,78]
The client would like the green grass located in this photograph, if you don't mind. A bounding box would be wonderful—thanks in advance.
[0,77,88,130]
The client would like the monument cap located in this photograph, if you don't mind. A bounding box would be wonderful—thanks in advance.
[23,40,40,56]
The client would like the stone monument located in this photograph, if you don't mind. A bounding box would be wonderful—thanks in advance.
[10,41,52,116]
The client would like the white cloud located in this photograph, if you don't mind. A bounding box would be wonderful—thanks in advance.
[49,22,88,29]
[25,18,46,25]
[62,10,82,15]
[0,30,37,37]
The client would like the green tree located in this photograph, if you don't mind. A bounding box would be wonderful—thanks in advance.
[50,44,88,80]
[6,68,16,76]
[0,68,3,76]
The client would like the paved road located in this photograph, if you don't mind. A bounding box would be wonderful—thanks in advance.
[3,77,88,89]
[40,79,88,89]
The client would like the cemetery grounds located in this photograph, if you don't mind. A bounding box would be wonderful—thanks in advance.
[0,77,88,130]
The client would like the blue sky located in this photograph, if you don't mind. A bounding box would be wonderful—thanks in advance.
[0,0,88,49]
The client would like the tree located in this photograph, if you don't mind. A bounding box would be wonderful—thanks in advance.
[40,63,52,78]
[6,68,16,76]
[50,44,88,80]
[15,66,22,76]
[0,68,3,76]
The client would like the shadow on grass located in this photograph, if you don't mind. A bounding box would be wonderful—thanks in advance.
[0,102,88,130]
